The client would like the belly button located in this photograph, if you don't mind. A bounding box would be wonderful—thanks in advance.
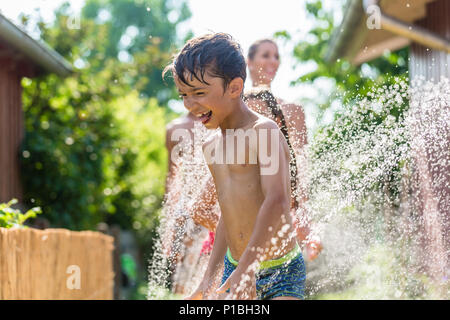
[239,233,243,239]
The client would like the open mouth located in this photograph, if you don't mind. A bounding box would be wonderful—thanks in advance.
[198,110,212,124]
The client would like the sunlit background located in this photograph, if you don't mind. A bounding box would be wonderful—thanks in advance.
[1,0,447,301]
[0,0,343,134]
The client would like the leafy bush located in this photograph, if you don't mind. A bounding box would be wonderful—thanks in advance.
[0,199,42,228]
[311,244,443,300]
[20,75,168,245]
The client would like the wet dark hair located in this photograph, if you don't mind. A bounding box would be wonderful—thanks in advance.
[247,39,278,61]
[163,33,246,92]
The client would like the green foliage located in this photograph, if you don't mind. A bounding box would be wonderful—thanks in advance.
[309,78,410,201]
[276,0,409,119]
[81,0,191,103]
[0,199,42,229]
[277,0,411,205]
[103,92,168,245]
[283,1,430,300]
[21,70,168,239]
[24,1,189,104]
[18,1,186,247]
[311,244,442,300]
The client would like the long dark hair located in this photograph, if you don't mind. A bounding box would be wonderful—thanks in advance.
[244,89,299,209]
[247,39,278,61]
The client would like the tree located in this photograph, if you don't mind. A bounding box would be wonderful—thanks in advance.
[81,0,191,103]
[273,0,410,201]
[276,0,408,121]
[19,1,188,246]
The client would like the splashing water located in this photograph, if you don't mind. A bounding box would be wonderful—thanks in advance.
[305,76,449,299]
[148,77,449,300]
[147,121,214,299]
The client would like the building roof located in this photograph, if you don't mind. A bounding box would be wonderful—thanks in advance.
[0,13,72,77]
[326,0,444,65]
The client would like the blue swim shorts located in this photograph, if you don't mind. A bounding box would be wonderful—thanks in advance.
[220,244,306,300]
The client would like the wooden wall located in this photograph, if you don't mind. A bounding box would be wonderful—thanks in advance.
[408,0,449,282]
[0,52,24,203]
[409,0,450,81]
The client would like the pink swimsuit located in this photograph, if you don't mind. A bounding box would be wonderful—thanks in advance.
[200,231,215,256]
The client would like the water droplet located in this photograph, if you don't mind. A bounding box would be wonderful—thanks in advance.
[65,137,74,145]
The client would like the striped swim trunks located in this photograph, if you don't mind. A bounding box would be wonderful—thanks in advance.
[220,243,306,300]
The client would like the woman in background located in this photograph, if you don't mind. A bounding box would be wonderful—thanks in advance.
[245,38,322,261]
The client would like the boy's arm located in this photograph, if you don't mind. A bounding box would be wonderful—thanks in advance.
[185,215,227,299]
[217,121,292,298]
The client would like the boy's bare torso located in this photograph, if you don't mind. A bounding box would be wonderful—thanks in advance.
[203,111,296,262]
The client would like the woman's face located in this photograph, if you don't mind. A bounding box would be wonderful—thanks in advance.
[248,41,280,86]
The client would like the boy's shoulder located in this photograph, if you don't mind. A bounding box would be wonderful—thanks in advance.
[252,113,280,131]
[200,115,280,148]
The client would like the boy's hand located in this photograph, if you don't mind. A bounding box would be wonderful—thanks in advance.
[216,269,256,300]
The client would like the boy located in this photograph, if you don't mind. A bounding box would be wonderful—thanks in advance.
[163,33,305,300]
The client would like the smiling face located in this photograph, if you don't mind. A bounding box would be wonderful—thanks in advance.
[248,41,280,87]
[174,70,238,130]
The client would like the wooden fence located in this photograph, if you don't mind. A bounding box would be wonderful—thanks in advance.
[0,228,114,299]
